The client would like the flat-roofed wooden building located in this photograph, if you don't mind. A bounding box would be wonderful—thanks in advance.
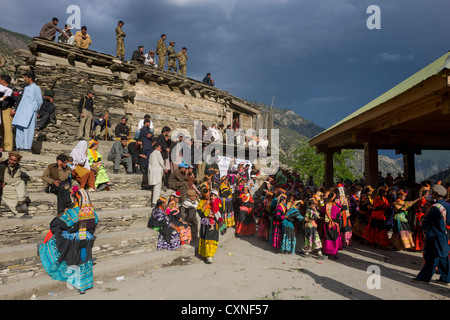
[309,51,450,188]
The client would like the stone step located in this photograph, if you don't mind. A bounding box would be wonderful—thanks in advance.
[10,140,138,176]
[0,186,175,248]
[0,206,153,248]
[0,189,154,219]
[32,140,117,156]
[24,169,145,193]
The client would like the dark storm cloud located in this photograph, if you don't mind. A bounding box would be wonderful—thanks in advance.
[2,0,449,128]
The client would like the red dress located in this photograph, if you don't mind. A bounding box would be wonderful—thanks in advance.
[362,196,391,248]
[412,198,427,251]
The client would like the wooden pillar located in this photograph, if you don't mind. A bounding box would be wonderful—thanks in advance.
[364,141,379,188]
[324,150,334,188]
[402,150,418,184]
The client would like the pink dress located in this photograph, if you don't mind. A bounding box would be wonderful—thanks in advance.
[322,203,343,255]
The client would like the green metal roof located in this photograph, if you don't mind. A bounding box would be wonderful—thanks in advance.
[311,51,450,140]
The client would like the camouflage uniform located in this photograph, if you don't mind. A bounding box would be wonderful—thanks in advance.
[156,38,167,69]
[116,25,126,60]
[177,48,188,77]
[167,41,177,73]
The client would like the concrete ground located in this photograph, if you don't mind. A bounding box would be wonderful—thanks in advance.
[35,232,450,301]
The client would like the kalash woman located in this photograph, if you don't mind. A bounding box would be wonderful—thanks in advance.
[219,175,235,228]
[39,186,99,294]
[271,193,287,249]
[165,192,192,246]
[322,192,343,259]
[147,197,181,251]
[235,186,256,236]
[280,200,304,254]
[197,191,221,264]
[352,185,374,240]
[362,186,391,249]
[390,190,421,251]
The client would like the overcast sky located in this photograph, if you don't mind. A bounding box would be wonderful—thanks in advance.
[2,0,449,131]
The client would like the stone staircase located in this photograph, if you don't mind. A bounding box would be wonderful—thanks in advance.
[0,140,205,299]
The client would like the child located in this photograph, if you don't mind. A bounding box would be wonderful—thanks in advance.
[301,198,326,260]
[210,191,226,234]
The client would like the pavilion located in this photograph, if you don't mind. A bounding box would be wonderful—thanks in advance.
[309,51,450,188]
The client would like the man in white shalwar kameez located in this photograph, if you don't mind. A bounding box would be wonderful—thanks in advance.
[148,144,166,207]
[12,72,42,152]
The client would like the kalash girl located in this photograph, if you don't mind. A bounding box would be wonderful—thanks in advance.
[300,198,326,260]
[209,190,226,235]
[197,191,220,264]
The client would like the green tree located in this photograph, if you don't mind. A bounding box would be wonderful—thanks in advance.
[333,149,356,182]
[293,139,324,184]
[293,139,356,185]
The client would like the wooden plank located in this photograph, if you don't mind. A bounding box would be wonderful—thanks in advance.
[168,80,181,86]
[179,81,192,89]
[364,97,442,134]
[189,84,202,91]
[442,98,450,115]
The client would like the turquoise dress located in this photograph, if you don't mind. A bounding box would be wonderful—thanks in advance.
[281,207,304,254]
[39,204,99,292]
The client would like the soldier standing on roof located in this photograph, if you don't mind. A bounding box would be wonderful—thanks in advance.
[167,41,177,73]
[177,47,188,77]
[115,20,126,61]
[156,34,167,70]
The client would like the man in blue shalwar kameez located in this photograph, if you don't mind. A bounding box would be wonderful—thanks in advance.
[413,184,450,285]
[12,72,42,152]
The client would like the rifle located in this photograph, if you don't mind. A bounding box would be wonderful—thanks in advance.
[105,110,108,140]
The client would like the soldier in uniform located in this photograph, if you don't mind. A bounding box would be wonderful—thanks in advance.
[115,20,126,61]
[167,41,177,73]
[156,34,167,70]
[177,47,188,77]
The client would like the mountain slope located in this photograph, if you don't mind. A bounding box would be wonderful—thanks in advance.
[256,102,325,139]
[0,27,32,74]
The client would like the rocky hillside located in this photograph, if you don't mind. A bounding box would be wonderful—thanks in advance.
[256,102,325,139]
[0,27,31,74]
[413,150,450,182]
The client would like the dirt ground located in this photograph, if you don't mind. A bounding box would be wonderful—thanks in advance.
[37,232,450,302]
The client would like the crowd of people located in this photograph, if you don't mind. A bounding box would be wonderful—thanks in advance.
[0,16,447,295]
[146,160,450,289]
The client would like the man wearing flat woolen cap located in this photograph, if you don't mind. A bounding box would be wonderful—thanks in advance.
[168,162,189,201]
[413,184,450,285]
